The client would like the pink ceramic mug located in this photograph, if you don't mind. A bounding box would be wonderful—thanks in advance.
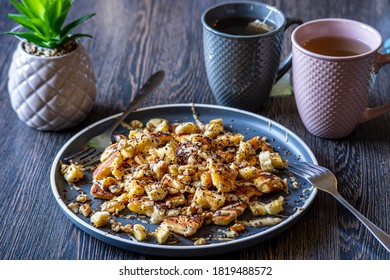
[291,18,390,138]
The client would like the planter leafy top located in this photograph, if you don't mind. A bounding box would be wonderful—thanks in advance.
[4,0,95,55]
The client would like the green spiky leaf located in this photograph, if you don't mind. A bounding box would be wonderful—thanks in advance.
[3,0,95,49]
[5,31,49,47]
[7,14,38,33]
[60,13,95,38]
[10,0,35,18]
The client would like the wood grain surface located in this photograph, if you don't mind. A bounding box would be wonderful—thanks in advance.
[0,0,389,260]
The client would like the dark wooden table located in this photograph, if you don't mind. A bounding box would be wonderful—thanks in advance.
[0,0,389,260]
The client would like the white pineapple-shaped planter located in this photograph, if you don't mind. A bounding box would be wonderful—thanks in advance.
[8,41,96,131]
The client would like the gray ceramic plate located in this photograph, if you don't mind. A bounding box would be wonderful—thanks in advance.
[50,104,317,257]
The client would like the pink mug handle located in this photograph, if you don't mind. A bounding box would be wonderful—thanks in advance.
[360,52,390,122]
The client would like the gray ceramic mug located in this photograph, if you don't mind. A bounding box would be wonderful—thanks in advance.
[202,2,302,112]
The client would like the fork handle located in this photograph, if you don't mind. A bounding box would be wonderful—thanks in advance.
[332,192,390,253]
[106,70,166,136]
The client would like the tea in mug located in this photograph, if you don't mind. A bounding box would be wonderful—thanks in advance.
[212,16,275,35]
[302,36,371,56]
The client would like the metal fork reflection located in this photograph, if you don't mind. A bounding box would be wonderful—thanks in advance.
[288,161,390,253]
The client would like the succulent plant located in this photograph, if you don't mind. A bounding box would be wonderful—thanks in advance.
[4,0,95,49]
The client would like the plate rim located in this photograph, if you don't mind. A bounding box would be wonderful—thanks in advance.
[50,103,318,255]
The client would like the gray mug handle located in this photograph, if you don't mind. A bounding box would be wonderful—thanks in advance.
[275,17,303,82]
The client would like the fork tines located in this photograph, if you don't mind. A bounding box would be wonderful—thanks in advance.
[287,161,327,179]
[64,147,102,166]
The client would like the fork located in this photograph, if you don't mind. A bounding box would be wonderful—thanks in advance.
[64,70,165,166]
[288,161,390,253]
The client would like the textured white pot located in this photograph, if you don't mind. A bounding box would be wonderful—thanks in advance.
[8,41,96,131]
